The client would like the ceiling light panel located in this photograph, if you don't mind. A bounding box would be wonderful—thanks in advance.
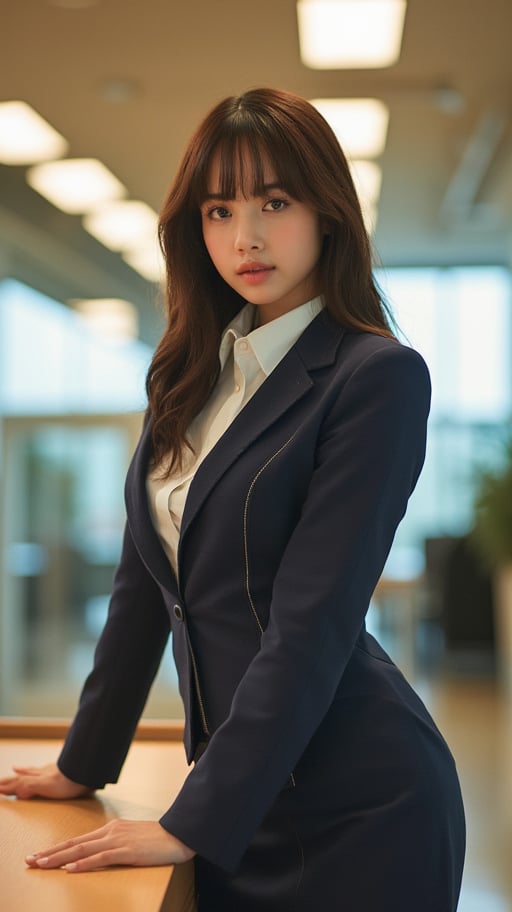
[27,158,126,213]
[349,160,382,205]
[361,201,378,234]
[312,98,389,158]
[71,298,139,343]
[123,240,165,284]
[83,201,159,252]
[297,0,407,69]
[0,100,68,165]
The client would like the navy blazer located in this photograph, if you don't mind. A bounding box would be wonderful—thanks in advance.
[58,310,433,874]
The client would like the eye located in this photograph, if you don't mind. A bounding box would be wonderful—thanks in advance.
[204,205,231,220]
[263,197,289,212]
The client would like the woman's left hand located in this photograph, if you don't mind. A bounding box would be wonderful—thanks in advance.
[25,819,196,872]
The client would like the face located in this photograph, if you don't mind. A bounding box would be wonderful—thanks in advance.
[200,154,323,325]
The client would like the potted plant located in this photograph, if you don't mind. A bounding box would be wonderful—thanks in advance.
[472,439,512,691]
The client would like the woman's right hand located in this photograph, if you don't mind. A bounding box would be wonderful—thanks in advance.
[0,763,93,800]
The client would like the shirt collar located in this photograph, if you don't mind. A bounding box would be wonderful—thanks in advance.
[219,296,324,376]
[218,304,255,370]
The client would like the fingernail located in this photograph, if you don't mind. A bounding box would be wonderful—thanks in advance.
[26,854,37,862]
[36,857,49,867]
[64,863,78,872]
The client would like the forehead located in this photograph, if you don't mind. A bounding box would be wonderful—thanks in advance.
[203,141,279,200]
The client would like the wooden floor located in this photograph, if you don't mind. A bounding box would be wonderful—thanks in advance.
[418,676,512,911]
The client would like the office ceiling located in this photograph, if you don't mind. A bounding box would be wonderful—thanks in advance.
[1,0,512,344]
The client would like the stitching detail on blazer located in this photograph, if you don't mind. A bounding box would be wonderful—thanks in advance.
[354,642,394,666]
[184,623,210,737]
[243,433,298,793]
[243,432,297,635]
[292,824,305,898]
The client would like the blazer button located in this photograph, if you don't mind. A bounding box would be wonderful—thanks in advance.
[173,604,183,621]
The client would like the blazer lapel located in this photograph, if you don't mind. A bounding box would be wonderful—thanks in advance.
[179,311,345,552]
[124,311,345,591]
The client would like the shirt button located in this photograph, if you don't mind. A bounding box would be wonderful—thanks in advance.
[238,340,248,352]
[173,604,183,621]
[235,384,241,393]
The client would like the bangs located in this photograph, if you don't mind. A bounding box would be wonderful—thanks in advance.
[193,132,308,205]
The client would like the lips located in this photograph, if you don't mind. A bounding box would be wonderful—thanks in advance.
[236,261,274,276]
[236,263,275,286]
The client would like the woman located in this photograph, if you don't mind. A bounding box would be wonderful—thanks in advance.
[0,88,465,910]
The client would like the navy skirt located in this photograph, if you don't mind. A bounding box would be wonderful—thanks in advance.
[194,645,465,911]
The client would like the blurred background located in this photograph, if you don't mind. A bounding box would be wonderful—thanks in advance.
[1,1,511,908]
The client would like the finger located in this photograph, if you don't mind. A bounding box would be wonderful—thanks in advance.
[0,777,35,799]
[27,828,110,865]
[0,776,19,794]
[12,765,44,775]
[0,772,48,799]
[30,837,110,870]
[0,779,37,799]
[12,776,47,800]
[10,776,85,801]
[63,848,128,873]
[0,775,18,786]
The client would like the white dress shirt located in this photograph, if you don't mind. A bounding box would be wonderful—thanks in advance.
[147,296,324,576]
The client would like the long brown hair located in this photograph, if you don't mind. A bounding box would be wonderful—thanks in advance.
[147,87,394,471]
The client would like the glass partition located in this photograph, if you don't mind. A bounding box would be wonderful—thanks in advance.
[0,279,181,719]
[0,415,183,719]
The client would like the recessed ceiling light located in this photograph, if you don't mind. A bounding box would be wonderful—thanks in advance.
[83,201,159,252]
[123,240,166,284]
[311,98,389,158]
[297,0,407,69]
[26,158,126,213]
[349,160,382,205]
[0,100,68,165]
[361,201,378,234]
[99,78,140,104]
[433,86,466,115]
[71,298,138,344]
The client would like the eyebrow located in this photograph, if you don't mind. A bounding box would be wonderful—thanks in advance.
[202,182,286,202]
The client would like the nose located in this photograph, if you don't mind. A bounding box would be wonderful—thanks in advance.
[234,212,263,252]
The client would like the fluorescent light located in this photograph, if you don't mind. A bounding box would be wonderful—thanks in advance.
[362,200,378,234]
[349,160,382,204]
[297,0,407,69]
[123,239,165,283]
[0,100,68,165]
[27,158,126,213]
[312,98,389,158]
[83,201,159,252]
[71,298,138,343]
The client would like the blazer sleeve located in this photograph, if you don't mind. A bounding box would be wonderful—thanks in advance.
[57,521,170,788]
[159,342,431,871]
